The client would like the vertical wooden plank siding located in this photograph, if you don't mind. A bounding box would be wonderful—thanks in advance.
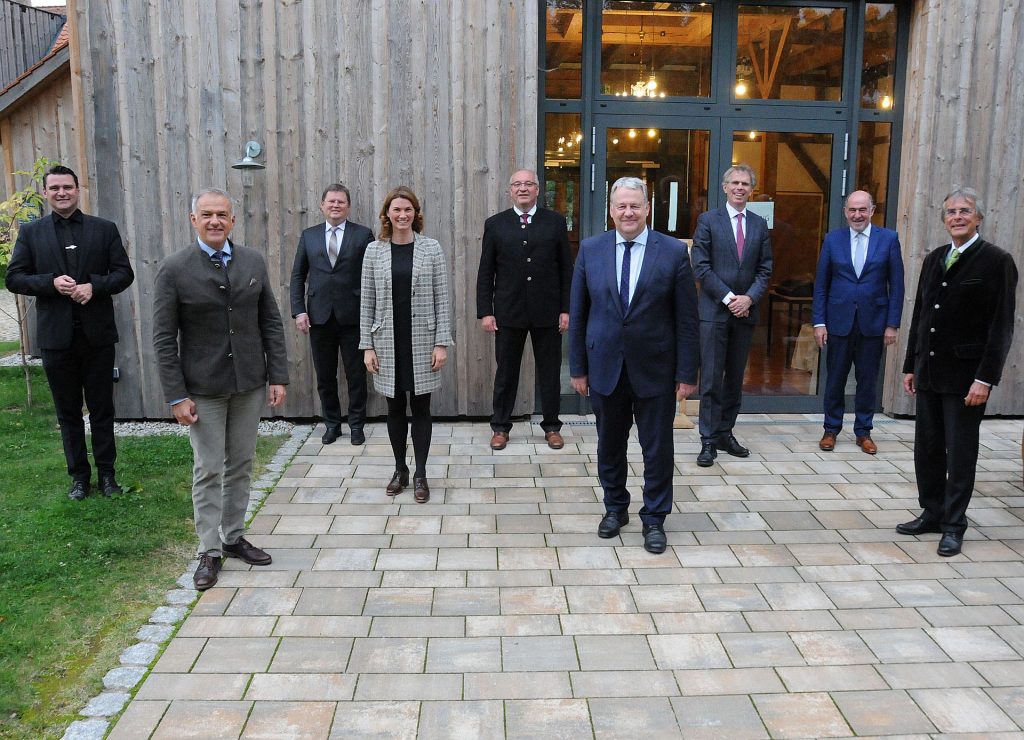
[885,0,1024,416]
[74,0,538,418]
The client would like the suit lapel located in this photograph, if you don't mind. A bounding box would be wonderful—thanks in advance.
[628,232,659,313]
[717,209,741,265]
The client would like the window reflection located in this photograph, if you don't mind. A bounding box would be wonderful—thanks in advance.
[857,121,891,224]
[601,2,714,99]
[862,3,897,109]
[544,113,582,258]
[736,5,845,101]
[545,1,583,99]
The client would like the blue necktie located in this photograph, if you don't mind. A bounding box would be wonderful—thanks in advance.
[210,250,229,287]
[620,241,634,314]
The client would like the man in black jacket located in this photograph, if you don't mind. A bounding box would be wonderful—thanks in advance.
[6,165,134,500]
[898,187,1017,557]
[477,169,573,450]
[289,184,374,445]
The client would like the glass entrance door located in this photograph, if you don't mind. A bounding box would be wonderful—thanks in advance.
[723,121,845,410]
[563,115,846,413]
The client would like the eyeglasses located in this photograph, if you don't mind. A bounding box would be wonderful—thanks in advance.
[509,181,538,190]
[944,207,975,217]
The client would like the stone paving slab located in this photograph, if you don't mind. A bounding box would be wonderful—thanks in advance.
[103,415,1024,737]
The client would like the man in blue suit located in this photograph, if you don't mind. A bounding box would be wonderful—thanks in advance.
[569,177,700,553]
[812,190,904,454]
[691,165,773,467]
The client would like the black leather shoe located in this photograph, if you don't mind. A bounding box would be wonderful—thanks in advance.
[350,427,365,445]
[193,553,222,591]
[386,469,410,496]
[413,477,430,503]
[895,517,943,536]
[937,531,964,557]
[715,433,750,457]
[98,474,122,497]
[68,480,90,500]
[222,536,272,565]
[642,523,668,554]
[321,425,341,445]
[598,510,628,538]
[696,443,717,467]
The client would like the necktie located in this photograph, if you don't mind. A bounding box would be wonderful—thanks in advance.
[945,247,961,271]
[210,250,229,287]
[735,212,745,260]
[853,232,867,278]
[620,241,634,314]
[520,212,530,228]
[328,226,340,268]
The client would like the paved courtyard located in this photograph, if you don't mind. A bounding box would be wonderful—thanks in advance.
[108,414,1024,738]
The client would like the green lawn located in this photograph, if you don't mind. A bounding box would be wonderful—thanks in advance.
[0,367,286,738]
[0,340,19,357]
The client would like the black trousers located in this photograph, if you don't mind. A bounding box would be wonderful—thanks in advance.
[589,366,676,526]
[309,316,367,429]
[490,325,563,433]
[40,331,116,482]
[914,387,986,534]
[698,319,755,443]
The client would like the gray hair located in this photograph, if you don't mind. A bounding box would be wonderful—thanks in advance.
[722,164,757,189]
[191,187,233,215]
[942,187,985,220]
[844,190,875,208]
[508,169,539,186]
[609,176,648,202]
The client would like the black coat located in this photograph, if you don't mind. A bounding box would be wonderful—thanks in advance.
[476,207,573,328]
[903,238,1017,394]
[289,221,374,326]
[5,212,134,349]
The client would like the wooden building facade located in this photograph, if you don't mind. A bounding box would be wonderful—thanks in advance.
[3,0,1022,418]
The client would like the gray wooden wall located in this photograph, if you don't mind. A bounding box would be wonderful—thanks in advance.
[73,0,538,419]
[884,0,1024,416]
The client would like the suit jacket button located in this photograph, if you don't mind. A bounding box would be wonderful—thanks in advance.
[929,351,935,356]
[526,257,532,262]
[219,285,226,290]
[526,277,532,281]
[930,327,935,333]
[934,304,940,309]
[228,353,233,358]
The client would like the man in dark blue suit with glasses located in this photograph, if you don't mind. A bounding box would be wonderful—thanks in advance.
[812,189,904,455]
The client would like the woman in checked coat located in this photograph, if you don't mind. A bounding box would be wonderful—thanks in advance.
[360,186,453,503]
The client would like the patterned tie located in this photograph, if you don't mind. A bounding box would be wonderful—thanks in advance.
[520,212,530,228]
[735,212,745,260]
[328,226,340,268]
[945,247,961,272]
[210,250,229,287]
[620,241,634,314]
[853,232,867,278]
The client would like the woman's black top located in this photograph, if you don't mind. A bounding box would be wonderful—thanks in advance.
[390,241,415,393]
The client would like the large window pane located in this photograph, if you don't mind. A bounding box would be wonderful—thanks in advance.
[856,121,891,224]
[545,1,583,99]
[601,1,714,99]
[543,113,583,258]
[861,3,897,110]
[605,127,711,238]
[736,5,845,101]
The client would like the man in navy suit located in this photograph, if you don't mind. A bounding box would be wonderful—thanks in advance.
[898,187,1017,557]
[290,184,374,445]
[812,190,905,454]
[6,165,134,500]
[568,177,699,553]
[691,165,773,467]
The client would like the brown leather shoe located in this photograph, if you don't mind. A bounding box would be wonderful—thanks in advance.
[856,435,877,454]
[386,469,409,496]
[544,431,564,449]
[413,476,430,503]
[222,536,272,565]
[490,431,509,450]
[193,553,221,591]
[819,432,837,451]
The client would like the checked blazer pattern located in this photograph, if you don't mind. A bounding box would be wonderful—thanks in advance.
[359,233,454,397]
